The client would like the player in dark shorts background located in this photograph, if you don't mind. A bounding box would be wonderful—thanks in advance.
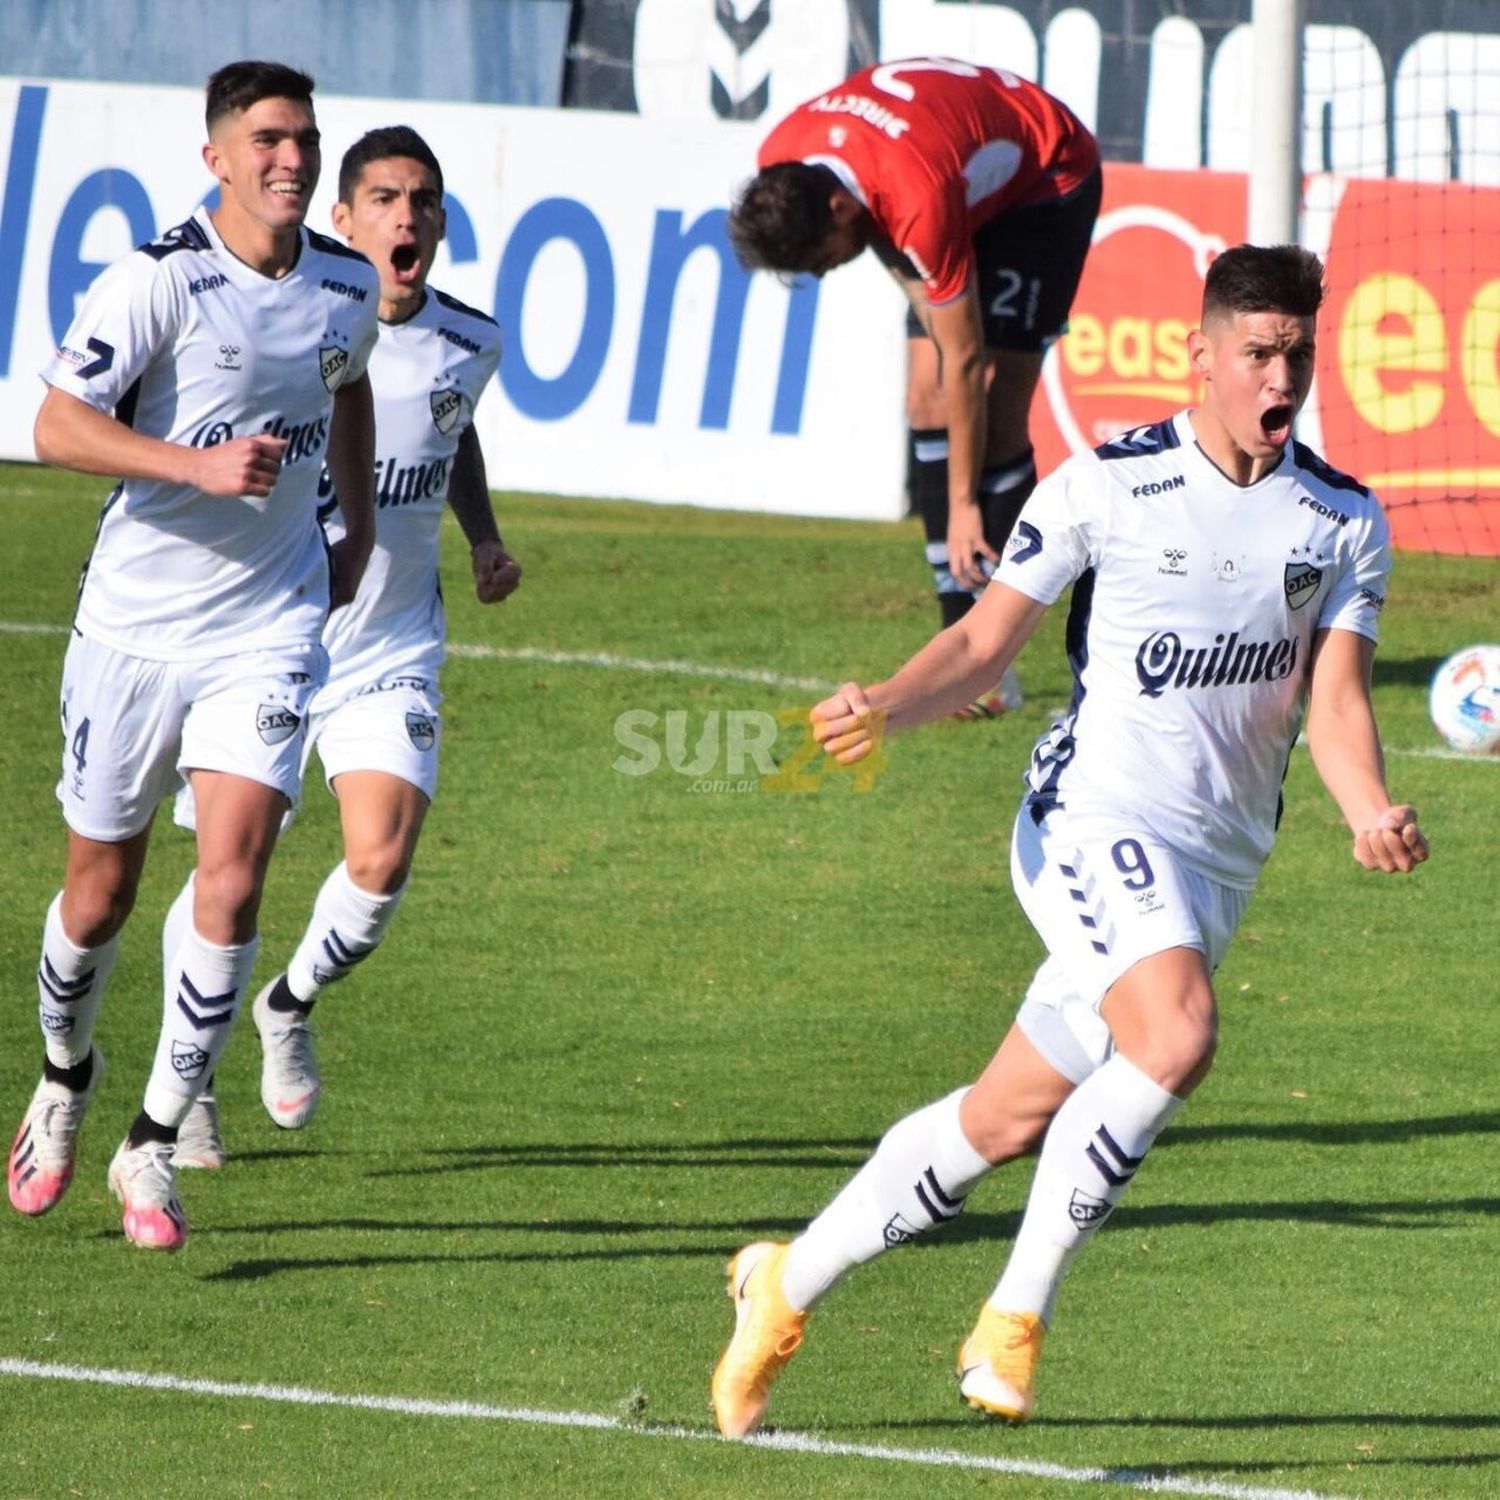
[730,57,1100,715]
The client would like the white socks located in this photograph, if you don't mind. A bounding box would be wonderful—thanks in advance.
[161,872,195,981]
[781,1087,992,1311]
[144,925,258,1127]
[285,862,405,1003]
[989,1053,1182,1323]
[37,893,119,1070]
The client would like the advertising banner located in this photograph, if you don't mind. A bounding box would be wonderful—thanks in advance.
[1,74,1495,551]
[0,77,906,521]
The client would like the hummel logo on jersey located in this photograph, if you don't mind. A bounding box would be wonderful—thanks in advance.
[1297,494,1349,526]
[188,273,227,297]
[405,712,436,751]
[319,344,349,390]
[321,278,369,302]
[256,704,301,745]
[215,344,241,372]
[1132,475,1185,497]
[1136,629,1299,698]
[1159,547,1187,577]
[1007,520,1043,564]
[1284,560,1323,610]
[430,388,463,435]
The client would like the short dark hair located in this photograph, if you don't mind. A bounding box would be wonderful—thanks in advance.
[727,162,838,273]
[1202,244,1326,322]
[205,60,315,132]
[338,125,445,205]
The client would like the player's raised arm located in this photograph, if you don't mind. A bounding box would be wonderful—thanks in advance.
[325,370,376,607]
[813,582,1047,761]
[1304,626,1429,873]
[448,424,521,603]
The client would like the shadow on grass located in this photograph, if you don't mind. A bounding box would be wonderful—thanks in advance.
[1170,1112,1500,1149]
[1372,653,1447,689]
[361,1113,1500,1179]
[194,1193,1497,1282]
[200,1244,731,1281]
[363,1137,877,1176]
[875,1411,1499,1434]
[221,1148,328,1165]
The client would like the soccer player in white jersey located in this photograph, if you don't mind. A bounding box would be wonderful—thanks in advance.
[6,61,379,1252]
[173,125,516,1165]
[711,245,1430,1435]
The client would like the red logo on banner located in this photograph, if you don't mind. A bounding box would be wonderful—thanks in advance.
[1031,166,1246,478]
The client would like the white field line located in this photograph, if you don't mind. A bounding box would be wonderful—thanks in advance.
[2,620,1493,763]
[0,1357,1348,1500]
[444,640,838,694]
[0,621,837,696]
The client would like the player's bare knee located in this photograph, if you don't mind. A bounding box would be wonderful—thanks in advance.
[1127,1013,1217,1096]
[963,1111,1047,1165]
[63,882,136,946]
[192,862,266,941]
[345,844,411,895]
[957,1087,1049,1164]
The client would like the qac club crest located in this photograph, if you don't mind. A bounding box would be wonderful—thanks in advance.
[1284,560,1323,609]
[430,388,463,435]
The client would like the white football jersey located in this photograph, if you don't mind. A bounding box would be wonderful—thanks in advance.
[996,410,1391,887]
[41,207,380,660]
[316,287,502,703]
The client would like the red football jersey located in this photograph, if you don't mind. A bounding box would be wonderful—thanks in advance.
[757,58,1098,305]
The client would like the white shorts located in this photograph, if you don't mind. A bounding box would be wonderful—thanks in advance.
[57,634,326,842]
[308,676,443,801]
[1011,803,1252,1084]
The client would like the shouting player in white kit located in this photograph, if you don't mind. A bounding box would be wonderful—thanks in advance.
[175,125,516,1166]
[7,61,379,1250]
[711,244,1429,1434]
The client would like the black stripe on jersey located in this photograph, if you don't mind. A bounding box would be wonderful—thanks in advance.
[1025,566,1096,819]
[432,287,499,328]
[75,481,126,616]
[137,217,211,261]
[307,227,372,265]
[115,376,143,432]
[1094,419,1181,461]
[1292,440,1369,497]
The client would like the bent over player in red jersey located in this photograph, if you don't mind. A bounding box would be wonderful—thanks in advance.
[729,57,1100,716]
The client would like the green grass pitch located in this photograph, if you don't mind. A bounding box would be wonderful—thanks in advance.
[0,460,1495,1499]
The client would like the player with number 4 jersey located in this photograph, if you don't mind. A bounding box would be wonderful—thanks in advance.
[8,61,378,1253]
[175,126,517,1166]
[711,245,1429,1437]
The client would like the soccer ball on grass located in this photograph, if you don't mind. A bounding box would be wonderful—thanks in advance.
[1428,644,1500,755]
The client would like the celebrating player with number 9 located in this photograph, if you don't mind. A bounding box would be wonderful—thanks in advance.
[714,243,1428,1438]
